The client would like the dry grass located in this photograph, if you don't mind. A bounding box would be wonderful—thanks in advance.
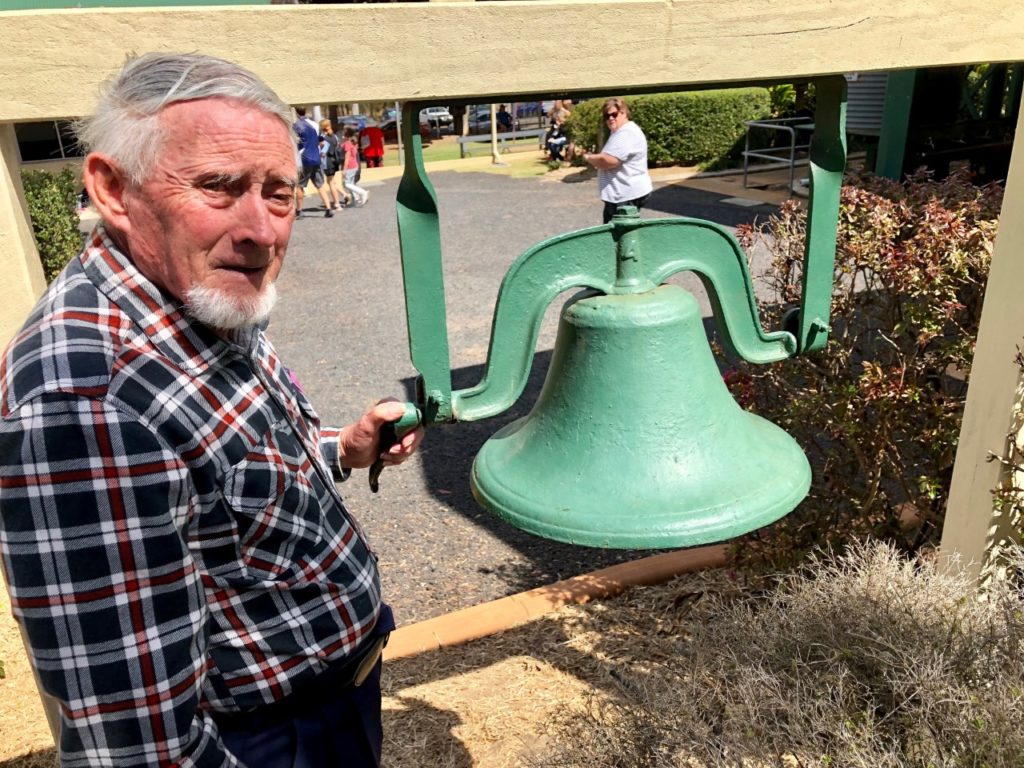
[5,546,1023,767]
[537,543,1024,768]
[0,571,57,767]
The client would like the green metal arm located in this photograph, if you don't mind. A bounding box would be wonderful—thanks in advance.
[451,214,796,421]
[787,75,847,353]
[396,102,453,423]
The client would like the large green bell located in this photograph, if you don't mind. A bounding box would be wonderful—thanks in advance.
[470,283,811,549]
[394,79,847,547]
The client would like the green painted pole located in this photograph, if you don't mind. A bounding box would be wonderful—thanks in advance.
[395,102,453,424]
[788,75,847,354]
[876,69,917,180]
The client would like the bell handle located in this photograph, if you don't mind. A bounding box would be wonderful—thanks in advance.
[452,215,806,421]
[396,101,454,424]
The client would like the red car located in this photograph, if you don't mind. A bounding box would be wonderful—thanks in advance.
[381,119,432,144]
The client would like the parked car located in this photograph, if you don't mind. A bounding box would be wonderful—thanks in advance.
[419,106,453,129]
[381,119,432,143]
[515,101,542,117]
[468,105,518,134]
[338,114,370,131]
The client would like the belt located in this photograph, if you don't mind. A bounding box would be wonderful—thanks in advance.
[211,630,390,732]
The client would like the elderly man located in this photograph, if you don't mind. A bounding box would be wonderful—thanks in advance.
[0,53,422,767]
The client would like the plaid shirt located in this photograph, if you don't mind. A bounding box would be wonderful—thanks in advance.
[0,228,381,767]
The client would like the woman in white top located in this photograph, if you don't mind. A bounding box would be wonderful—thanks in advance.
[583,97,654,223]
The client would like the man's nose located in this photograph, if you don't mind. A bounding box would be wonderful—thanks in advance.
[235,190,278,247]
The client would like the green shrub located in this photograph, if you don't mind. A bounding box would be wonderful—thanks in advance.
[565,88,771,169]
[729,169,1002,571]
[20,167,82,283]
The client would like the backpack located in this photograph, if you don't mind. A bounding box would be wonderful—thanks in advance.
[323,134,343,175]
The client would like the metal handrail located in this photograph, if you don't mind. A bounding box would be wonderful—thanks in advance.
[742,117,815,195]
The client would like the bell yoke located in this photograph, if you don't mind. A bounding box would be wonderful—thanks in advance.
[386,78,847,549]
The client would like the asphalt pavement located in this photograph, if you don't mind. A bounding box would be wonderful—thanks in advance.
[271,168,780,626]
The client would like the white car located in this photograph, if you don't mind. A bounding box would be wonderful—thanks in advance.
[419,106,453,127]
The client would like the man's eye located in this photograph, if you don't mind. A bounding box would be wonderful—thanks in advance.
[200,179,238,195]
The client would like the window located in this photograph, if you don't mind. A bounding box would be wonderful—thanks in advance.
[15,121,83,163]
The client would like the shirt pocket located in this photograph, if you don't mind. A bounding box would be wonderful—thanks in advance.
[221,415,324,581]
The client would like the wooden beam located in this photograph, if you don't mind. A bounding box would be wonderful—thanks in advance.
[0,124,46,347]
[940,103,1024,582]
[1,1,1023,121]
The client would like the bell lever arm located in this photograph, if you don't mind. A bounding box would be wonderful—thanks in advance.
[451,228,620,422]
[396,101,453,424]
[786,75,847,353]
[452,210,801,421]
[637,217,798,364]
[368,402,423,493]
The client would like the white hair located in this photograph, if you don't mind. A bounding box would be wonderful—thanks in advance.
[75,52,296,184]
[184,283,278,331]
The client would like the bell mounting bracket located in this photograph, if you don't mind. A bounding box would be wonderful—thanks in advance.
[394,77,847,426]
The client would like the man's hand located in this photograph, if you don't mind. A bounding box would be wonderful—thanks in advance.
[339,400,425,469]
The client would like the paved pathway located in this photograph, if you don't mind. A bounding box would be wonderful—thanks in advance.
[270,167,781,625]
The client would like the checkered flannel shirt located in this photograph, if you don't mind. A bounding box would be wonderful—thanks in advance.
[0,228,382,767]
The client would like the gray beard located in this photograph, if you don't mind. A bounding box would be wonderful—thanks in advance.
[184,283,278,330]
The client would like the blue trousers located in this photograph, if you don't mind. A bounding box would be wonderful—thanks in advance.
[215,606,394,768]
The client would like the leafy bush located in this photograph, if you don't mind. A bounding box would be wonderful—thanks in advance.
[767,82,816,119]
[538,542,1024,768]
[729,169,1002,571]
[767,83,797,117]
[565,88,771,170]
[20,167,82,283]
[990,345,1024,546]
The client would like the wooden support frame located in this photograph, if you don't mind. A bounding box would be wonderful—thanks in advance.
[941,104,1024,582]
[1,0,1023,572]
[0,123,46,345]
[2,2,1024,120]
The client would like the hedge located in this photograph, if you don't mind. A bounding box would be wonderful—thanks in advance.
[20,167,83,284]
[566,88,771,170]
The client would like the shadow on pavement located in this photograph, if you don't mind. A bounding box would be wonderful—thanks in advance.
[399,351,659,592]
[646,184,778,228]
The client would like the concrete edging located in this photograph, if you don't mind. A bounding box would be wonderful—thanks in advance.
[383,544,728,661]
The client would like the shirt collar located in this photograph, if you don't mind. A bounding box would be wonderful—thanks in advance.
[80,225,259,372]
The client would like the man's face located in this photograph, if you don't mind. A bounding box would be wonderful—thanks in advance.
[119,99,297,325]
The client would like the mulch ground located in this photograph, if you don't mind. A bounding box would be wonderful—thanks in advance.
[2,567,729,767]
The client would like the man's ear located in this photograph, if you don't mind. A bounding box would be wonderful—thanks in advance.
[82,153,132,234]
